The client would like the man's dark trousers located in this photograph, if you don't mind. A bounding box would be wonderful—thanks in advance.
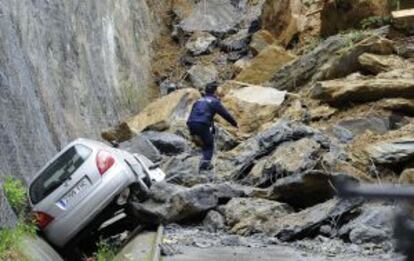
[187,122,214,168]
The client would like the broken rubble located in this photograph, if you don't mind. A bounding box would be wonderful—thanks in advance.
[118,134,162,163]
[141,131,190,156]
[367,138,414,165]
[185,32,216,56]
[220,197,293,236]
[220,29,250,52]
[221,86,287,133]
[188,64,218,90]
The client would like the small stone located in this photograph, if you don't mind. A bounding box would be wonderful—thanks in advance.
[203,210,226,232]
[188,64,218,90]
[185,32,216,56]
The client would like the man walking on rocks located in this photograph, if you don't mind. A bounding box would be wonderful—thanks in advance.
[187,82,238,172]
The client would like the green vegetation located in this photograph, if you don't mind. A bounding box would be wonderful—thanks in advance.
[389,0,401,10]
[0,220,36,260]
[94,240,116,261]
[361,16,391,29]
[3,176,27,215]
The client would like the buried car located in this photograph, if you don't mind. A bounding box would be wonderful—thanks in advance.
[28,138,165,248]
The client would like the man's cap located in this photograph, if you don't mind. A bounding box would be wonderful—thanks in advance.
[205,82,218,94]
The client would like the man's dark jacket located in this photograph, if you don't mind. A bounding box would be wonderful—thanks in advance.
[187,94,237,127]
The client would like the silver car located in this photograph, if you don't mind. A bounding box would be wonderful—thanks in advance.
[28,138,165,248]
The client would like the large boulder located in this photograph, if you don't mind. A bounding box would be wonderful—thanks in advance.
[245,138,322,187]
[221,86,286,133]
[358,53,411,75]
[102,89,201,142]
[216,120,318,179]
[128,182,251,224]
[188,64,218,90]
[235,44,296,84]
[312,76,414,104]
[141,131,190,156]
[249,30,276,56]
[367,137,414,165]
[265,171,350,208]
[185,32,217,56]
[0,185,17,229]
[118,134,162,162]
[178,0,241,34]
[270,28,392,91]
[339,203,395,244]
[220,197,293,236]
[161,153,204,187]
[271,198,363,241]
[392,9,414,35]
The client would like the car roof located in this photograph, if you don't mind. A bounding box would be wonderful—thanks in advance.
[28,138,110,185]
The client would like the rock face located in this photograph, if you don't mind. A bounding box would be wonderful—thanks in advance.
[188,64,219,90]
[221,198,293,236]
[0,185,17,229]
[141,131,190,156]
[0,0,161,180]
[118,134,162,162]
[179,0,241,34]
[236,44,296,84]
[103,89,201,141]
[367,138,414,164]
[221,86,286,133]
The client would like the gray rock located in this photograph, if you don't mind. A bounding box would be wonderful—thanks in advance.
[161,153,206,187]
[129,182,251,224]
[220,29,250,52]
[203,210,226,232]
[270,27,391,91]
[367,138,414,165]
[141,131,190,156]
[273,198,363,242]
[160,80,178,97]
[216,120,320,180]
[339,203,395,244]
[118,134,162,162]
[215,126,239,151]
[185,32,216,56]
[179,0,241,34]
[221,197,294,236]
[349,225,389,245]
[188,64,219,90]
[331,116,392,143]
[266,171,354,209]
[0,185,17,229]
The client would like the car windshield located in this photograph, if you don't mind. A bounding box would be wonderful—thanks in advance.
[30,144,92,204]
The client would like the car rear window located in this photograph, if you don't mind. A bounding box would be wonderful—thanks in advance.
[30,144,92,204]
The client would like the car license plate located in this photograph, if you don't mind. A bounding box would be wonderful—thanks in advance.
[57,178,91,209]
